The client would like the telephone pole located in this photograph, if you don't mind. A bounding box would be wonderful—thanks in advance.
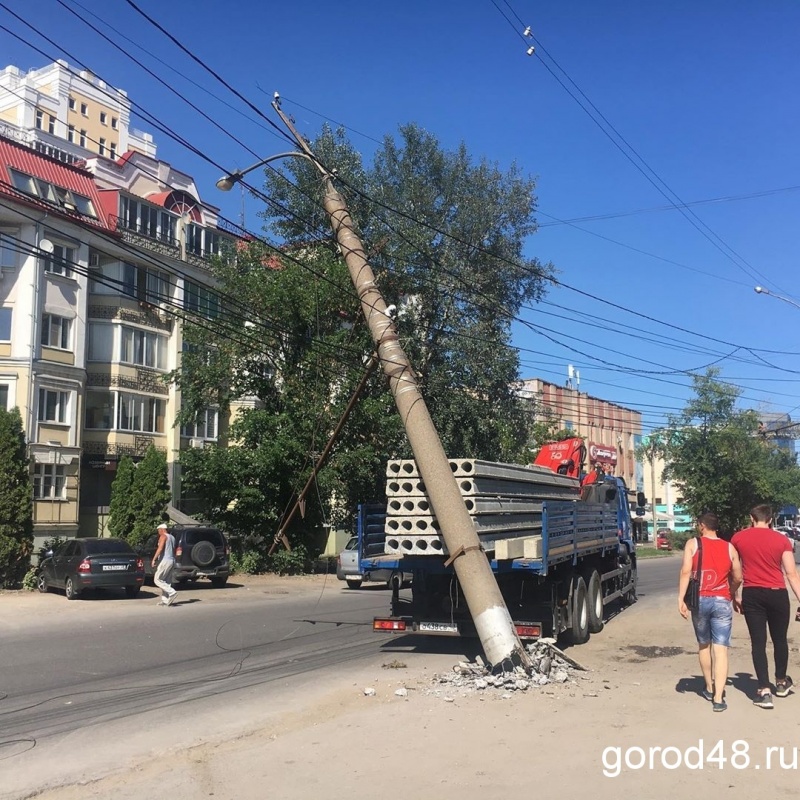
[269,102,530,669]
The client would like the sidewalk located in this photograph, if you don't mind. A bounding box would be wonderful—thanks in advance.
[17,575,800,800]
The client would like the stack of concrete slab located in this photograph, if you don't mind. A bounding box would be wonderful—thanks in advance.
[384,458,580,558]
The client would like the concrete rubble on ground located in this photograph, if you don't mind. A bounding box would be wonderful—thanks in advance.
[366,639,592,701]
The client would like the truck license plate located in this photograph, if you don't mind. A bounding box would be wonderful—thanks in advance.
[419,621,458,633]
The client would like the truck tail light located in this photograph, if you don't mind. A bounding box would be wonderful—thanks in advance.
[175,546,183,558]
[515,624,541,638]
[373,618,406,631]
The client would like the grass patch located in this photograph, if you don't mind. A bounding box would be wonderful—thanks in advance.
[636,546,676,559]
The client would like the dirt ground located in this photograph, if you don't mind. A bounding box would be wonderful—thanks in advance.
[9,568,800,799]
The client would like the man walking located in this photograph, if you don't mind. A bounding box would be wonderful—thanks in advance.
[732,504,800,708]
[152,522,177,607]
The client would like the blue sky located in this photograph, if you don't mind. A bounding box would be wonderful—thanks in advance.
[3,1,800,434]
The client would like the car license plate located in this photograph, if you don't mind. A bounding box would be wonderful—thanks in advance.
[419,621,458,633]
[102,565,127,571]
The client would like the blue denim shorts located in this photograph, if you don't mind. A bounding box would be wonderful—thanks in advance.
[691,596,733,647]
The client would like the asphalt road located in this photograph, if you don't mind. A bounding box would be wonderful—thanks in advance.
[0,558,686,751]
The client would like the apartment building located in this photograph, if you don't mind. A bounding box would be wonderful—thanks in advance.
[0,60,237,547]
[519,377,642,491]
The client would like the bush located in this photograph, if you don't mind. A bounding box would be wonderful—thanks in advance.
[669,531,694,551]
[268,543,309,576]
[229,549,269,575]
[22,567,38,591]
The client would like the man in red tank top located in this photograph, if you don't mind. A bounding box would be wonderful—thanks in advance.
[732,504,800,709]
[678,513,742,712]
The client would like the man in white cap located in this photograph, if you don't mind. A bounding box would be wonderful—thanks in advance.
[152,522,177,606]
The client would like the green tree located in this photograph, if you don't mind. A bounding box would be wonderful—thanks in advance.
[262,122,552,462]
[660,369,800,535]
[127,446,170,548]
[177,123,551,550]
[107,455,136,541]
[0,408,33,587]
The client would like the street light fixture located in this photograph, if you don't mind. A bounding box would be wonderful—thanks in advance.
[754,285,800,312]
[215,151,317,192]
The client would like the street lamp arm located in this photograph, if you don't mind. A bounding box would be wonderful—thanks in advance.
[215,151,318,191]
[753,285,800,312]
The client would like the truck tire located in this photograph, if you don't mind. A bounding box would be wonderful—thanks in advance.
[586,570,604,633]
[568,576,590,644]
[191,541,217,568]
[622,564,638,605]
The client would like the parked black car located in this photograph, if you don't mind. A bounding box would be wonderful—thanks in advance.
[38,538,145,600]
[140,526,230,587]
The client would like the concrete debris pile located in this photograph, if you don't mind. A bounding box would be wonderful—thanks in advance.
[424,639,584,697]
[383,458,580,557]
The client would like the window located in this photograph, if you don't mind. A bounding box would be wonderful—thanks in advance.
[0,384,8,410]
[111,116,118,130]
[85,390,114,429]
[35,109,43,129]
[182,408,218,440]
[41,314,72,350]
[100,112,107,125]
[67,124,75,143]
[118,393,165,433]
[48,115,56,135]
[44,244,74,278]
[68,97,75,111]
[80,102,88,116]
[79,130,87,147]
[109,142,116,159]
[0,308,10,341]
[146,269,169,305]
[8,169,96,218]
[87,323,113,360]
[98,138,106,156]
[120,326,166,370]
[141,204,158,238]
[160,212,176,244]
[184,281,220,318]
[0,232,16,269]
[38,388,69,423]
[186,224,203,256]
[34,464,66,500]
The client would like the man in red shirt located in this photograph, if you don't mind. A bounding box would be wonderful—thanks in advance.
[732,504,800,709]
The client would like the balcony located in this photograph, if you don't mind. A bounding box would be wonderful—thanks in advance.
[88,302,172,333]
[83,437,166,457]
[110,214,181,259]
[86,369,170,396]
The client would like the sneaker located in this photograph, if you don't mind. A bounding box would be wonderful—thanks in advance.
[165,592,177,606]
[775,677,794,698]
[712,700,727,712]
[754,690,774,709]
[701,689,714,701]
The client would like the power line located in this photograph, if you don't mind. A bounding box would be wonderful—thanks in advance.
[490,0,794,297]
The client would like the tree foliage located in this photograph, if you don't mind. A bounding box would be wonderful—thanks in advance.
[0,408,33,587]
[659,369,800,535]
[108,455,136,541]
[127,446,171,549]
[109,448,170,548]
[176,123,552,548]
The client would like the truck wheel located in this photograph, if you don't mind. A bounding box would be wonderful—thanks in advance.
[622,564,638,605]
[586,570,604,633]
[346,578,363,590]
[568,576,590,644]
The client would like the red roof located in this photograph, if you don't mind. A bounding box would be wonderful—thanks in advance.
[0,135,112,230]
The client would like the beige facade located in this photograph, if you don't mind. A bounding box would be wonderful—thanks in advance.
[0,60,156,165]
[519,377,642,490]
[0,61,236,549]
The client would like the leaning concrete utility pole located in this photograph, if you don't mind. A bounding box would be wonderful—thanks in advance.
[272,101,530,668]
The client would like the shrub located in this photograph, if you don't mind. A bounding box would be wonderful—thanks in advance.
[669,530,694,551]
[22,567,38,591]
[268,543,309,576]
